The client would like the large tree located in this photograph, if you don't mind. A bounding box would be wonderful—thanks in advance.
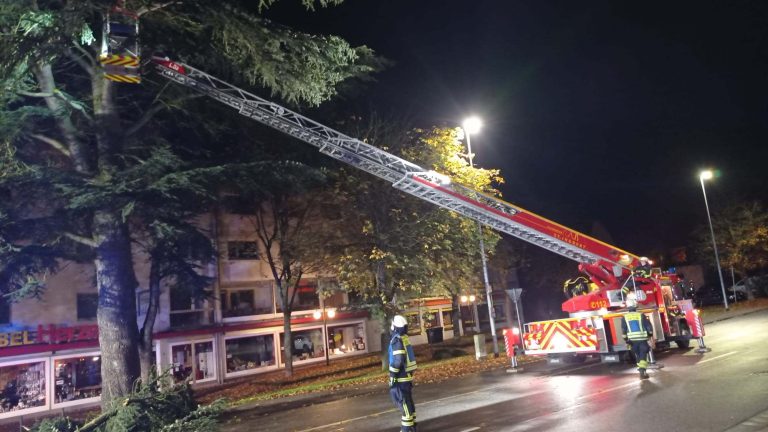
[694,200,768,277]
[0,0,377,405]
[228,162,342,376]
[333,122,504,365]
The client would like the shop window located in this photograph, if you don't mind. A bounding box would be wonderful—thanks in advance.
[276,280,319,313]
[170,341,215,383]
[0,297,9,325]
[225,335,275,374]
[279,328,324,363]
[328,323,366,356]
[53,354,101,405]
[0,360,47,415]
[405,313,421,336]
[222,281,274,318]
[227,241,260,260]
[423,310,440,329]
[76,294,98,320]
[441,309,454,330]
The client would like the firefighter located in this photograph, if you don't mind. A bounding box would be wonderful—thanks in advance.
[621,293,654,379]
[388,315,418,431]
[634,257,652,278]
[563,276,589,298]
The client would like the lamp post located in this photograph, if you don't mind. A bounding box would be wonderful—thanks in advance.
[462,116,499,357]
[313,306,336,365]
[699,170,728,310]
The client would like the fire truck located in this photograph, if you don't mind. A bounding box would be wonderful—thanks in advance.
[523,263,705,364]
[108,6,705,364]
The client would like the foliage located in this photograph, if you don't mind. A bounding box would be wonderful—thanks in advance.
[0,0,381,402]
[226,160,343,375]
[693,200,768,276]
[332,122,507,327]
[29,375,225,432]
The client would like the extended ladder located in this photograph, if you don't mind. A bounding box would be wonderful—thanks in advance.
[152,58,638,267]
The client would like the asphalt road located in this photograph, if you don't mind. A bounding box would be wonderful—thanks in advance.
[223,310,768,432]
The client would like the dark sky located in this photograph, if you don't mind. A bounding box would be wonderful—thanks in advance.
[267,1,768,257]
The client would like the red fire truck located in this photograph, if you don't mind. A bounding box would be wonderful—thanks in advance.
[523,261,706,363]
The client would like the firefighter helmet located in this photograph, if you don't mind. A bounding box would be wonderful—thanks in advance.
[391,315,408,331]
[639,256,649,264]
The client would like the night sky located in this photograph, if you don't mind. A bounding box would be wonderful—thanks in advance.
[267,1,768,257]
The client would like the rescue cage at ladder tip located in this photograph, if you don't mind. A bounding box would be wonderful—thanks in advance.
[114,4,708,364]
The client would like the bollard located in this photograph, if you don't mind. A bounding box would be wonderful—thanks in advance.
[503,328,523,373]
[646,347,663,369]
[473,334,487,360]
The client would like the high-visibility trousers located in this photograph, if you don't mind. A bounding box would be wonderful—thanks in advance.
[390,383,416,431]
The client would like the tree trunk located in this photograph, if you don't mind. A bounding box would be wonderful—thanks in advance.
[380,326,391,371]
[94,210,141,407]
[139,260,162,384]
[282,311,293,377]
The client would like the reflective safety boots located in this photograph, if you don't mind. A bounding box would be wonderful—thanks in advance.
[639,368,649,379]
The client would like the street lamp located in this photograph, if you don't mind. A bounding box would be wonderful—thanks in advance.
[313,306,336,365]
[462,116,499,357]
[699,169,728,310]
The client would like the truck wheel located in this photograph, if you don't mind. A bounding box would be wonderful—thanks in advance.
[676,322,691,349]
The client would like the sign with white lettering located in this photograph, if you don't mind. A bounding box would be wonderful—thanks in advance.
[0,324,99,348]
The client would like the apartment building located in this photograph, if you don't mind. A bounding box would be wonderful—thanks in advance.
[0,212,495,419]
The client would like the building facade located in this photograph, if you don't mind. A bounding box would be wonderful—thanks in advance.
[0,212,490,419]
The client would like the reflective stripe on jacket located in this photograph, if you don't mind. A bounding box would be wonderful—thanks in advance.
[389,334,417,382]
[623,312,650,341]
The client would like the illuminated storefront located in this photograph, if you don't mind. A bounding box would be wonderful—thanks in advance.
[0,324,100,419]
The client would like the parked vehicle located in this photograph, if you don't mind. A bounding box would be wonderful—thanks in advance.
[694,285,725,307]
[694,285,747,307]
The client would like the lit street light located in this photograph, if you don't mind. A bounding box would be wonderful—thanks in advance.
[462,116,499,357]
[699,169,728,310]
[313,306,336,365]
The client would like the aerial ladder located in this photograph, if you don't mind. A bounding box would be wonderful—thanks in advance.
[148,56,708,362]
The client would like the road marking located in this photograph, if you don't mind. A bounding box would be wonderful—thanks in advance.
[295,408,397,432]
[294,384,519,432]
[698,351,738,364]
[459,428,481,432]
[725,406,768,431]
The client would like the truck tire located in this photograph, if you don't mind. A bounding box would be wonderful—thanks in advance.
[676,322,691,349]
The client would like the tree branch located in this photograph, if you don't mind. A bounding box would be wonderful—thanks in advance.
[67,45,95,76]
[29,133,72,157]
[16,90,54,98]
[64,232,97,248]
[136,1,181,16]
[126,94,202,137]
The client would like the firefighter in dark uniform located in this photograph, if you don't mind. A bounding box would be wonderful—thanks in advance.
[634,257,652,278]
[389,315,418,431]
[621,293,654,379]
